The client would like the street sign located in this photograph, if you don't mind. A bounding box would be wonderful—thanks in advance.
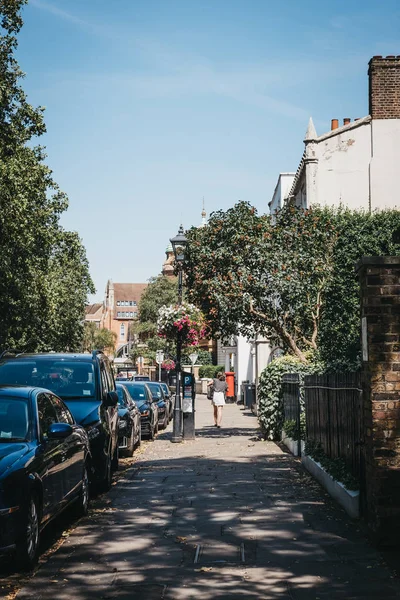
[155,350,164,365]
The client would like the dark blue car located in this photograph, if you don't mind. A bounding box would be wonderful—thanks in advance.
[0,386,90,570]
[122,382,158,440]
[146,382,169,430]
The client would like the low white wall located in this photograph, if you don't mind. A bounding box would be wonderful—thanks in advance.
[302,454,359,519]
[281,431,304,457]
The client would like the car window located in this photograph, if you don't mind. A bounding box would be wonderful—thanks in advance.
[0,397,29,441]
[0,359,95,399]
[37,393,58,438]
[49,394,74,425]
[116,386,127,407]
[100,364,111,398]
[104,360,115,391]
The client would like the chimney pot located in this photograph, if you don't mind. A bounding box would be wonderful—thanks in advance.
[331,119,339,130]
[343,118,351,126]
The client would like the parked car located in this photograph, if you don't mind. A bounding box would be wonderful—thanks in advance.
[146,382,169,429]
[160,382,174,420]
[0,351,119,492]
[122,382,158,440]
[0,385,90,569]
[116,383,141,456]
[132,375,150,381]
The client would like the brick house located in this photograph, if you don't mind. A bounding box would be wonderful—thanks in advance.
[101,280,148,352]
[272,56,400,212]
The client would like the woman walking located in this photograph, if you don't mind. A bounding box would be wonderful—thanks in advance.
[208,372,228,428]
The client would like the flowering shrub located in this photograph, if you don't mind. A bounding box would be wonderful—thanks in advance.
[157,302,207,347]
[161,358,175,371]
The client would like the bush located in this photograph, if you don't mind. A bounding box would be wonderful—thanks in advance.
[182,349,213,365]
[257,355,321,440]
[283,413,306,441]
[198,364,225,378]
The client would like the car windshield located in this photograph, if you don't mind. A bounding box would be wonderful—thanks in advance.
[0,359,95,399]
[123,383,148,406]
[116,386,125,407]
[0,397,29,441]
[134,376,149,381]
[160,384,169,395]
[147,383,162,399]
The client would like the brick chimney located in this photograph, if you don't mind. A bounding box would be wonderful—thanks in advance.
[369,55,400,119]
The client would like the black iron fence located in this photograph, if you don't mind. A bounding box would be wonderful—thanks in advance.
[303,372,363,481]
[282,373,301,423]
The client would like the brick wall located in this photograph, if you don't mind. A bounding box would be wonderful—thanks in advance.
[369,55,400,119]
[357,256,400,546]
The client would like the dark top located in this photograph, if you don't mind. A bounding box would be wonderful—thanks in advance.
[213,378,228,393]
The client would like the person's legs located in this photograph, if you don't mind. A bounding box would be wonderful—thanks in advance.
[213,404,218,425]
[217,406,223,426]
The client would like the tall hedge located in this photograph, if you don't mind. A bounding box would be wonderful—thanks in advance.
[257,355,321,440]
[318,208,400,370]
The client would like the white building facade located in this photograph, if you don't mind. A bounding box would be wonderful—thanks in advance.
[279,56,400,212]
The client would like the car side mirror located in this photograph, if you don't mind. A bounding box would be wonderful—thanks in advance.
[48,423,73,439]
[104,391,118,407]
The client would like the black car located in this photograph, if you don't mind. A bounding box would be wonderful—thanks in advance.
[0,385,90,569]
[160,382,174,420]
[146,382,169,430]
[0,351,119,492]
[116,383,141,456]
[122,382,158,440]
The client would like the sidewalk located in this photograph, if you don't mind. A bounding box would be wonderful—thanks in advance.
[16,396,400,599]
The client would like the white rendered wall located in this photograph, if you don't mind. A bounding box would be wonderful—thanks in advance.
[370,120,400,210]
[315,123,371,210]
[236,335,254,387]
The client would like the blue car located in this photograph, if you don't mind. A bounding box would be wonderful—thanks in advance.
[122,382,159,440]
[116,383,141,456]
[146,382,169,430]
[0,385,90,570]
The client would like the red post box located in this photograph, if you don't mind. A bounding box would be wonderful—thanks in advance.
[225,371,235,402]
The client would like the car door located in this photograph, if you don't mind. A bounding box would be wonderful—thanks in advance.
[103,360,118,454]
[36,393,66,521]
[49,393,84,500]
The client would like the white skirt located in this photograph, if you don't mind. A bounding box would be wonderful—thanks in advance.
[213,391,226,406]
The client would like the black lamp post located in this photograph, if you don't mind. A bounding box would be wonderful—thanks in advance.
[170,224,188,443]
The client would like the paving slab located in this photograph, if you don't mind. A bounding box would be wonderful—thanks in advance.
[15,395,400,599]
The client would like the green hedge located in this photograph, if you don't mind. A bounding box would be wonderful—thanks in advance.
[257,355,321,440]
[198,364,225,378]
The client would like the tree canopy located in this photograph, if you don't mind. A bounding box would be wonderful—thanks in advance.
[186,201,336,363]
[0,0,94,351]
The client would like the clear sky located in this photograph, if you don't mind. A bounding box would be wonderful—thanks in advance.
[16,0,400,301]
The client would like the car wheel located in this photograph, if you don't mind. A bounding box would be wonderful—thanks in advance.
[111,444,119,471]
[74,464,90,517]
[98,454,112,492]
[135,421,142,449]
[125,428,135,457]
[16,495,40,571]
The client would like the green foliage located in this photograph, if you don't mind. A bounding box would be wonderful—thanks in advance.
[198,364,225,378]
[182,349,213,365]
[82,324,117,354]
[258,355,321,440]
[139,275,177,324]
[186,202,337,363]
[318,208,400,370]
[0,1,94,351]
[305,440,359,491]
[283,413,306,441]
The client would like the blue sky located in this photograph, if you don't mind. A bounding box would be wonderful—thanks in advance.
[17,0,400,301]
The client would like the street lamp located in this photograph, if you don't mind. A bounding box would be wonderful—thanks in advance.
[170,224,188,443]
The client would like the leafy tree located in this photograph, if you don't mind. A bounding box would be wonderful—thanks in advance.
[139,275,177,325]
[186,201,336,363]
[0,1,94,351]
[82,322,98,352]
[93,328,117,354]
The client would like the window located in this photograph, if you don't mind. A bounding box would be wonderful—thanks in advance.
[129,312,133,317]
[117,301,120,306]
[49,394,74,425]
[125,301,128,306]
[117,312,121,317]
[133,312,138,318]
[129,301,133,306]
[133,301,137,306]
[120,323,125,339]
[37,393,57,438]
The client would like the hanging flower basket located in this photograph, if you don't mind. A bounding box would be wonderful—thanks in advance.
[157,302,207,347]
[161,358,176,371]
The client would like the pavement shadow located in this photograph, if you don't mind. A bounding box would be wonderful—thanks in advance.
[13,449,400,599]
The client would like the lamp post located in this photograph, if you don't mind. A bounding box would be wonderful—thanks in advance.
[170,224,188,443]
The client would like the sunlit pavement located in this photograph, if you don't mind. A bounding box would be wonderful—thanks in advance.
[16,396,400,599]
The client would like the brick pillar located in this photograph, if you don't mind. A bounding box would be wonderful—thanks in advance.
[357,256,400,546]
[369,55,400,119]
